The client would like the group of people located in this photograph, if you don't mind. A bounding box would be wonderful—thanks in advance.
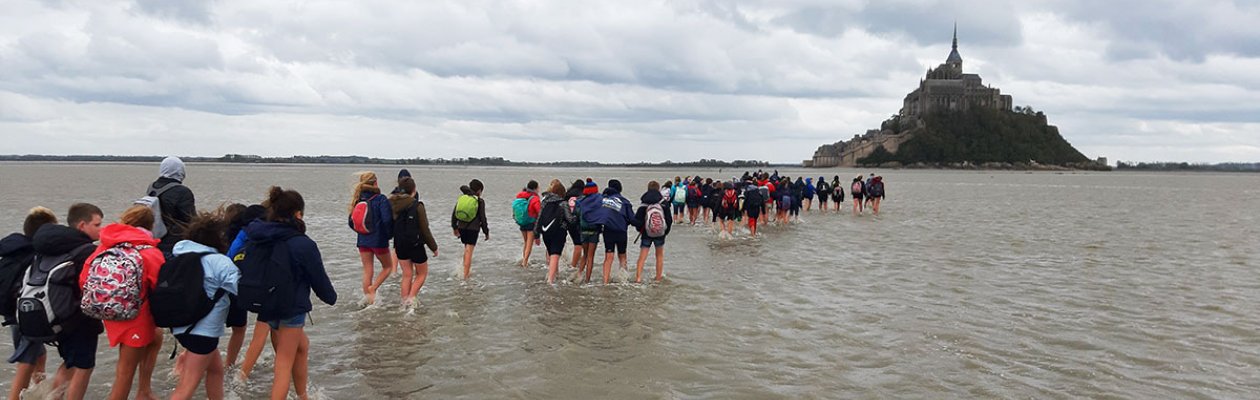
[348,169,890,295]
[0,160,889,400]
[1,157,333,400]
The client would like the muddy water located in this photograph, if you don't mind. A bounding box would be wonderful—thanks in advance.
[0,162,1257,399]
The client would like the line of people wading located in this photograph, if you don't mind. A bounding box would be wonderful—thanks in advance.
[0,158,887,400]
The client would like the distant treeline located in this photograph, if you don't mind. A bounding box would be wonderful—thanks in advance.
[0,154,776,168]
[858,108,1091,167]
[1116,161,1260,172]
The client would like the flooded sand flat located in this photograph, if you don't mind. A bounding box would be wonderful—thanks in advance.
[0,162,1258,399]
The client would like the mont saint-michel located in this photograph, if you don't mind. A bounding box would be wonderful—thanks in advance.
[807,27,1098,169]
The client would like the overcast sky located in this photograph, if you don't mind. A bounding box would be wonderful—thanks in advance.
[2,0,1258,163]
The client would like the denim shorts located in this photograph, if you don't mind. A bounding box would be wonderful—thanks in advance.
[265,313,306,330]
[7,325,45,365]
[640,237,665,249]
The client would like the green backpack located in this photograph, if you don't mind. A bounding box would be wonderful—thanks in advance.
[512,196,536,226]
[455,195,479,223]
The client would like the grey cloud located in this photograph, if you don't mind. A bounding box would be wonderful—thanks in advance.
[769,0,1023,47]
[131,0,214,24]
[1046,0,1260,61]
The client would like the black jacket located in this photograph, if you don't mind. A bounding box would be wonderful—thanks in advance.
[31,224,102,336]
[149,177,196,254]
[0,233,35,321]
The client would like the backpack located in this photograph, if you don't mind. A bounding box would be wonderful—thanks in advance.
[512,196,537,226]
[758,186,770,202]
[80,243,151,321]
[235,236,297,321]
[779,195,793,210]
[393,200,422,248]
[16,243,94,342]
[869,181,884,197]
[150,253,226,332]
[566,197,580,227]
[454,195,479,223]
[0,250,35,322]
[578,194,608,229]
[688,186,701,201]
[834,185,844,201]
[721,189,738,212]
[672,187,686,204]
[348,194,380,235]
[851,181,863,195]
[643,203,667,238]
[135,183,182,239]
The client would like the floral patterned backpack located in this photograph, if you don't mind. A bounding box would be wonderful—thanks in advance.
[80,243,150,321]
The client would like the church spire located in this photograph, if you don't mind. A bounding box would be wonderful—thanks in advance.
[946,22,962,67]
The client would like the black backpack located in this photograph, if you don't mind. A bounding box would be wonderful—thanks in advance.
[235,236,297,321]
[150,253,225,333]
[392,200,422,249]
[17,243,95,343]
[0,250,35,323]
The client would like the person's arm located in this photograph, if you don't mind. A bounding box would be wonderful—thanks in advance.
[416,203,438,253]
[375,196,393,239]
[227,230,248,260]
[294,238,337,306]
[633,206,646,233]
[451,204,459,232]
[622,197,637,228]
[663,203,673,235]
[477,199,490,238]
[529,195,542,218]
[533,203,546,237]
[214,254,240,296]
[175,186,196,221]
[142,248,165,290]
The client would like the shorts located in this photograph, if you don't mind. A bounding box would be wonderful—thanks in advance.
[602,230,627,254]
[518,222,536,232]
[853,194,864,201]
[265,313,306,330]
[459,229,480,246]
[672,203,685,212]
[568,227,582,245]
[719,211,736,221]
[542,229,567,256]
[175,334,219,355]
[7,325,45,364]
[357,246,389,256]
[818,194,829,202]
[226,297,248,328]
[115,325,157,348]
[580,225,602,245]
[56,330,98,370]
[686,202,700,210]
[395,244,429,264]
[640,237,665,248]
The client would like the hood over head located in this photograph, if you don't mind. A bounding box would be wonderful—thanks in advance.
[32,224,95,255]
[244,220,304,244]
[459,185,473,196]
[640,190,664,204]
[389,192,418,215]
[540,192,565,204]
[173,239,219,256]
[159,156,186,182]
[608,179,623,193]
[98,223,159,249]
[516,190,537,200]
[0,233,33,257]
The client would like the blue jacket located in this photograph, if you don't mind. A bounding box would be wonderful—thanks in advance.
[244,221,337,320]
[600,188,637,232]
[354,190,394,248]
[170,240,238,338]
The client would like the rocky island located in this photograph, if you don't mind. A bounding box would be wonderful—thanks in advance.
[806,27,1106,170]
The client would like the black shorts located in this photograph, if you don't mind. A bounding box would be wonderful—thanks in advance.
[226,297,247,328]
[56,330,98,370]
[395,244,430,264]
[542,229,567,256]
[518,222,536,232]
[602,230,627,254]
[818,194,829,202]
[568,227,582,245]
[459,229,480,246]
[175,334,219,355]
[686,202,700,210]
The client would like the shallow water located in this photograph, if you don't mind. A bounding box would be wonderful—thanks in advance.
[0,162,1258,399]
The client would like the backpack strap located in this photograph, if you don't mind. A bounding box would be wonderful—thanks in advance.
[149,182,183,197]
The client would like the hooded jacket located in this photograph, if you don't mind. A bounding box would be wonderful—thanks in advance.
[169,240,238,338]
[149,157,196,255]
[533,192,573,235]
[354,188,394,248]
[80,224,164,346]
[451,186,489,235]
[600,186,637,233]
[243,221,337,321]
[634,190,673,237]
[0,233,35,322]
[390,193,438,254]
[29,225,102,336]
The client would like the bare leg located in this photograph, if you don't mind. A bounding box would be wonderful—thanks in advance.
[368,252,394,300]
[407,262,428,299]
[169,350,211,400]
[268,327,300,400]
[582,244,597,284]
[569,244,583,269]
[108,345,144,400]
[873,198,881,215]
[292,332,310,400]
[634,248,649,283]
[654,246,665,281]
[136,330,162,400]
[9,358,41,400]
[462,245,474,280]
[546,255,559,284]
[65,367,93,400]
[205,351,225,400]
[398,259,414,305]
[602,251,614,284]
[239,321,270,381]
[520,231,533,268]
[225,326,246,367]
[359,251,374,300]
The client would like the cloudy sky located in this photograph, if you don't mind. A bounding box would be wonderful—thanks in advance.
[2,0,1258,163]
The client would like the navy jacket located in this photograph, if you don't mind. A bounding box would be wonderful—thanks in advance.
[600,188,637,233]
[354,190,394,248]
[244,221,337,320]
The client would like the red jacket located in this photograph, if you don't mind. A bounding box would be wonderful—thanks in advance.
[81,224,164,347]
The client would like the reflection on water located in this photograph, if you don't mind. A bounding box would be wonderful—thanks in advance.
[0,163,1258,399]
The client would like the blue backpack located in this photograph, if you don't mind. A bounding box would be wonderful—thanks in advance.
[512,196,537,226]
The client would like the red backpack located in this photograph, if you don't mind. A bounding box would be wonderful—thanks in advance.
[721,189,737,211]
[348,194,379,235]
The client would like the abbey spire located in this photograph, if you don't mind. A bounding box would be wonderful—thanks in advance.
[946,23,962,68]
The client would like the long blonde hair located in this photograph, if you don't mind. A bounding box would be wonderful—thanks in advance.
[349,171,379,213]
